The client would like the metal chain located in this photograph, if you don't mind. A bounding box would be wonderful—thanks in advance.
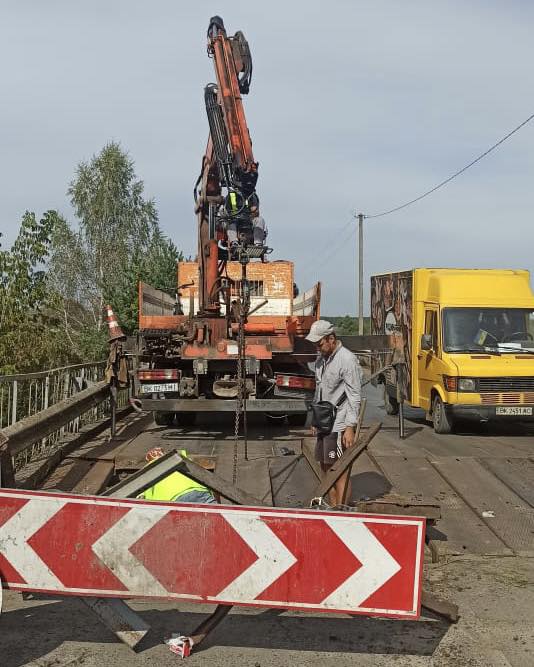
[232,260,250,485]
[233,306,243,485]
[240,316,248,463]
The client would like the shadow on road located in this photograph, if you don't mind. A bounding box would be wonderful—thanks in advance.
[1,596,450,666]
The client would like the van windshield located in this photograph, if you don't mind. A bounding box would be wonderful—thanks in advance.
[442,308,534,352]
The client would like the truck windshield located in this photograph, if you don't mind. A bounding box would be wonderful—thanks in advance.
[442,308,534,352]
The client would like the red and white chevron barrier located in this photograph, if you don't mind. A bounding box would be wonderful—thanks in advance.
[0,489,425,618]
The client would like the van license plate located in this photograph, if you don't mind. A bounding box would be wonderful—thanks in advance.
[140,383,179,394]
[496,406,533,416]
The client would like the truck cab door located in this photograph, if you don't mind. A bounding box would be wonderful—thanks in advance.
[417,306,440,412]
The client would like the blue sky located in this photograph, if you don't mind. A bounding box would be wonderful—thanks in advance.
[1,1,533,313]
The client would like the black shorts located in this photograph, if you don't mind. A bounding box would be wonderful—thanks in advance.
[315,432,343,465]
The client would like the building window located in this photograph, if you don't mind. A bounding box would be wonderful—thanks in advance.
[231,280,264,297]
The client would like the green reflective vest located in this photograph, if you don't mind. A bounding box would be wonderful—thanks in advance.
[137,450,207,502]
[229,191,238,213]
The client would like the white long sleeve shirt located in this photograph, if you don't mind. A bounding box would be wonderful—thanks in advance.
[313,341,361,432]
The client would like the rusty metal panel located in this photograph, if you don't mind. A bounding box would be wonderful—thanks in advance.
[374,455,511,556]
[269,456,317,508]
[480,457,534,508]
[432,457,534,556]
[215,457,273,506]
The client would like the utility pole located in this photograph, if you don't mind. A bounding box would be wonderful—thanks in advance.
[357,213,364,335]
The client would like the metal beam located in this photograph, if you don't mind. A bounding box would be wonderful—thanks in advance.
[1,381,110,455]
[81,597,151,650]
[140,398,308,412]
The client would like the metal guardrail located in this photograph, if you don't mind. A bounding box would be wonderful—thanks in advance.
[0,362,106,428]
[0,361,129,472]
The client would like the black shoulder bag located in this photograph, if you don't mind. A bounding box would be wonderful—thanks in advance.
[309,388,347,435]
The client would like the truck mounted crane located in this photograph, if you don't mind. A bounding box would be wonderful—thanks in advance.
[132,16,320,428]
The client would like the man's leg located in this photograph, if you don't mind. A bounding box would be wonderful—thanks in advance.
[334,472,351,506]
[333,431,352,506]
[318,463,335,506]
[316,433,339,506]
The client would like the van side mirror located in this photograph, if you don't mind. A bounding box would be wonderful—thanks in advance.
[421,333,433,351]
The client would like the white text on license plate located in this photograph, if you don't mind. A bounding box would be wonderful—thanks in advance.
[140,383,179,394]
[496,406,533,416]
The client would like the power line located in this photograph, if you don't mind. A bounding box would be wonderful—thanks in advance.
[300,222,357,280]
[298,216,355,280]
[365,111,534,220]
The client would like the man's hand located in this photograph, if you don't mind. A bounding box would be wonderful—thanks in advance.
[311,426,317,436]
[342,426,355,449]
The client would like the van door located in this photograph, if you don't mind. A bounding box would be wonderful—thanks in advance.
[417,306,440,412]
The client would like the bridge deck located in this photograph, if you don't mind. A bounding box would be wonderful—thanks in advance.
[34,383,534,558]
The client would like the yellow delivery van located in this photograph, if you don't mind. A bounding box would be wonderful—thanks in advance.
[371,269,534,433]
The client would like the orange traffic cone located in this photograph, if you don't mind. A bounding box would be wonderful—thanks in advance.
[105,305,126,342]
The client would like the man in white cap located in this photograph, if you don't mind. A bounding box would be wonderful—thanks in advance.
[306,320,361,507]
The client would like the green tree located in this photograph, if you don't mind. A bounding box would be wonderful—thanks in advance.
[0,211,70,372]
[326,316,372,335]
[67,141,158,329]
[49,142,180,342]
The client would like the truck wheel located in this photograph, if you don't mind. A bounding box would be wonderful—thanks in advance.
[432,395,453,434]
[153,411,174,427]
[287,413,308,427]
[265,413,286,425]
[175,412,196,428]
[384,387,399,415]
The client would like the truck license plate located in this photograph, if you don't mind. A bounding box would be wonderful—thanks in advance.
[140,383,179,394]
[496,406,533,416]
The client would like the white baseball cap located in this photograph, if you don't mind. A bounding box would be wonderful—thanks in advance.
[305,319,335,343]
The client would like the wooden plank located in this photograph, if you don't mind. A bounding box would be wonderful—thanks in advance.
[215,456,273,506]
[480,457,534,508]
[373,455,511,556]
[269,455,318,508]
[355,494,441,521]
[432,457,534,556]
[71,460,115,496]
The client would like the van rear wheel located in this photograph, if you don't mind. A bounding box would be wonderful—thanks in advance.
[432,395,453,434]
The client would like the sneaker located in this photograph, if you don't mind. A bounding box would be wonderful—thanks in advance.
[309,497,332,511]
